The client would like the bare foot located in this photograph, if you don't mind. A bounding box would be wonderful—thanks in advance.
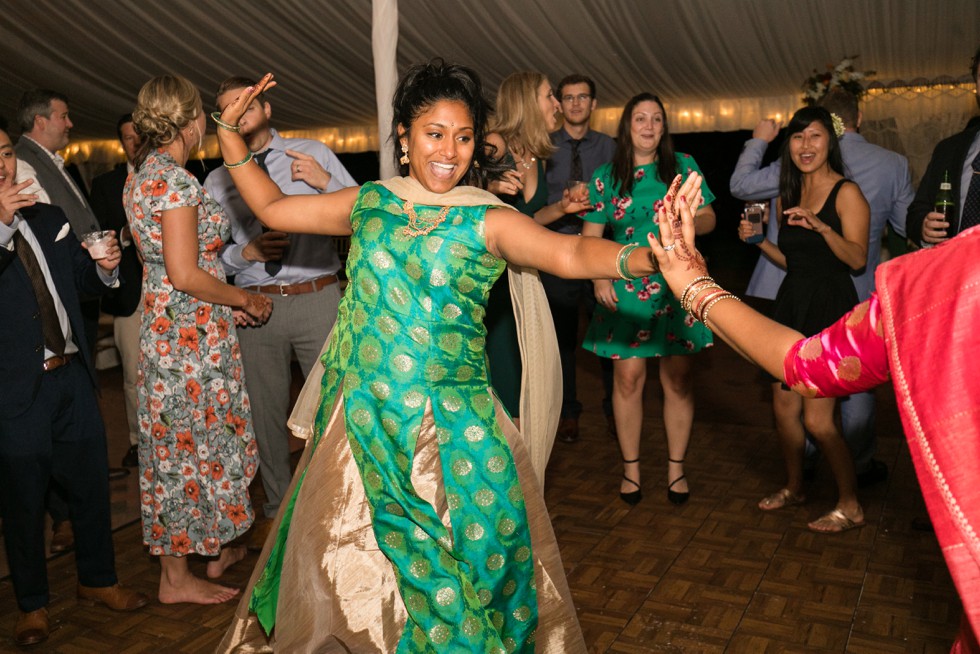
[158,574,240,604]
[206,545,247,579]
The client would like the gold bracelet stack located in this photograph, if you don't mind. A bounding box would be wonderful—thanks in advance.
[210,112,240,132]
[680,276,717,313]
[616,243,640,280]
[223,151,254,169]
[680,274,742,330]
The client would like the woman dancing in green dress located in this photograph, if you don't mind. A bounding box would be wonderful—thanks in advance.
[213,62,698,653]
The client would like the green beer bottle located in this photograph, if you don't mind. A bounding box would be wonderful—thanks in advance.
[934,170,955,219]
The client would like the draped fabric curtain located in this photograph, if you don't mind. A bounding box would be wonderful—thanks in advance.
[6,0,973,186]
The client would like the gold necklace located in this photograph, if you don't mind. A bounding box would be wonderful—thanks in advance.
[402,201,449,237]
[511,144,536,170]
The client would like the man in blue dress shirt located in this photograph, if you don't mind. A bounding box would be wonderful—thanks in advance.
[729,88,914,486]
[544,74,617,443]
[205,77,358,530]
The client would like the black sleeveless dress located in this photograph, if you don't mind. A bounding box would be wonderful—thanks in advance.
[772,179,858,337]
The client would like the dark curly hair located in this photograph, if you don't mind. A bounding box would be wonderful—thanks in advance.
[390,59,507,188]
[778,106,845,214]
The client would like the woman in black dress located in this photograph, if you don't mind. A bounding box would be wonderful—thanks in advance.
[739,106,869,533]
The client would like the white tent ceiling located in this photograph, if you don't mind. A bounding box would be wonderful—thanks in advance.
[1,0,977,141]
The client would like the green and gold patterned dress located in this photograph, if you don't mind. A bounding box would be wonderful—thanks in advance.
[219,181,584,653]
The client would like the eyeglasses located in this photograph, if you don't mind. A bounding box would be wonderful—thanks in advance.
[561,94,593,104]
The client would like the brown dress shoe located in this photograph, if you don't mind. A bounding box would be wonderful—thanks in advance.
[50,521,74,553]
[77,583,149,611]
[557,417,579,443]
[14,607,49,646]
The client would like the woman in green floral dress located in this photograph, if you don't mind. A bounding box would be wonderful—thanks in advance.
[582,93,716,508]
[126,75,272,605]
[212,64,700,653]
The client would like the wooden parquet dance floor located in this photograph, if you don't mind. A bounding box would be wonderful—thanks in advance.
[0,308,961,652]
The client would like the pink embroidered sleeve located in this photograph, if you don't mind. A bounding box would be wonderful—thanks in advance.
[783,293,890,398]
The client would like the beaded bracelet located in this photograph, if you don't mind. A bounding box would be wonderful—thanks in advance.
[701,293,742,329]
[616,243,640,280]
[691,288,728,319]
[223,151,254,169]
[210,112,240,132]
[680,276,713,311]
[681,279,720,313]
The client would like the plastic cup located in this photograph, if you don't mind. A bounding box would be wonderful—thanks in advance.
[83,230,112,259]
[564,180,588,203]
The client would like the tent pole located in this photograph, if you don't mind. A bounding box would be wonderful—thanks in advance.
[373,0,398,179]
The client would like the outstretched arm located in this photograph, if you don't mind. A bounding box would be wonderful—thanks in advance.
[650,194,802,378]
[215,74,357,236]
[487,173,703,282]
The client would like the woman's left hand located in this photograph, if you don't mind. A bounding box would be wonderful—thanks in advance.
[784,206,828,234]
[219,73,278,129]
[558,188,592,215]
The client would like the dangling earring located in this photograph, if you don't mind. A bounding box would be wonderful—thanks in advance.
[400,142,410,165]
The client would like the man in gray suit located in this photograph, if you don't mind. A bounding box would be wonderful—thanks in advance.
[729,88,914,487]
[14,90,99,240]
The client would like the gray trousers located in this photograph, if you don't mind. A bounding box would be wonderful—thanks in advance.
[237,284,341,517]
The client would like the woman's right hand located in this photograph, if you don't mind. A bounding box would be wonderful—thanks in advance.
[593,278,618,312]
[219,73,278,129]
[242,292,273,324]
[488,169,524,197]
[649,195,710,300]
[737,216,757,243]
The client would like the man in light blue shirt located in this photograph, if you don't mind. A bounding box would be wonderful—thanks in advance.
[729,88,914,486]
[205,77,357,525]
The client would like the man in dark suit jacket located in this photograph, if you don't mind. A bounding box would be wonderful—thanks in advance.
[0,128,148,646]
[90,114,143,468]
[908,47,980,245]
[13,88,112,552]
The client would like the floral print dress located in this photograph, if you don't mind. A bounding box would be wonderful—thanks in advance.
[581,155,715,359]
[125,151,257,556]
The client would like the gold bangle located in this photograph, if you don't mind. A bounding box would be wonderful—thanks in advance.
[210,111,240,132]
[701,293,741,329]
[223,151,254,169]
[691,288,727,319]
[683,281,719,313]
[680,276,713,311]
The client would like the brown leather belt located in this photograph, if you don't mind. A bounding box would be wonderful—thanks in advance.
[244,274,339,297]
[43,353,75,372]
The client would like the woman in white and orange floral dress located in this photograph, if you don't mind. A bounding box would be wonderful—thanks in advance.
[125,74,271,606]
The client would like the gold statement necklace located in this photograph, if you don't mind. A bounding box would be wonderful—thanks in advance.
[402,201,450,237]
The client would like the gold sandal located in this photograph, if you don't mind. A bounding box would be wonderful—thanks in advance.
[808,508,865,533]
[758,488,806,511]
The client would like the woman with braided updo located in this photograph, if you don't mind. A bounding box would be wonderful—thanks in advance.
[125,74,271,605]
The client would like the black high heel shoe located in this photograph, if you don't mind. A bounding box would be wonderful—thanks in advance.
[667,457,689,505]
[620,457,642,506]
